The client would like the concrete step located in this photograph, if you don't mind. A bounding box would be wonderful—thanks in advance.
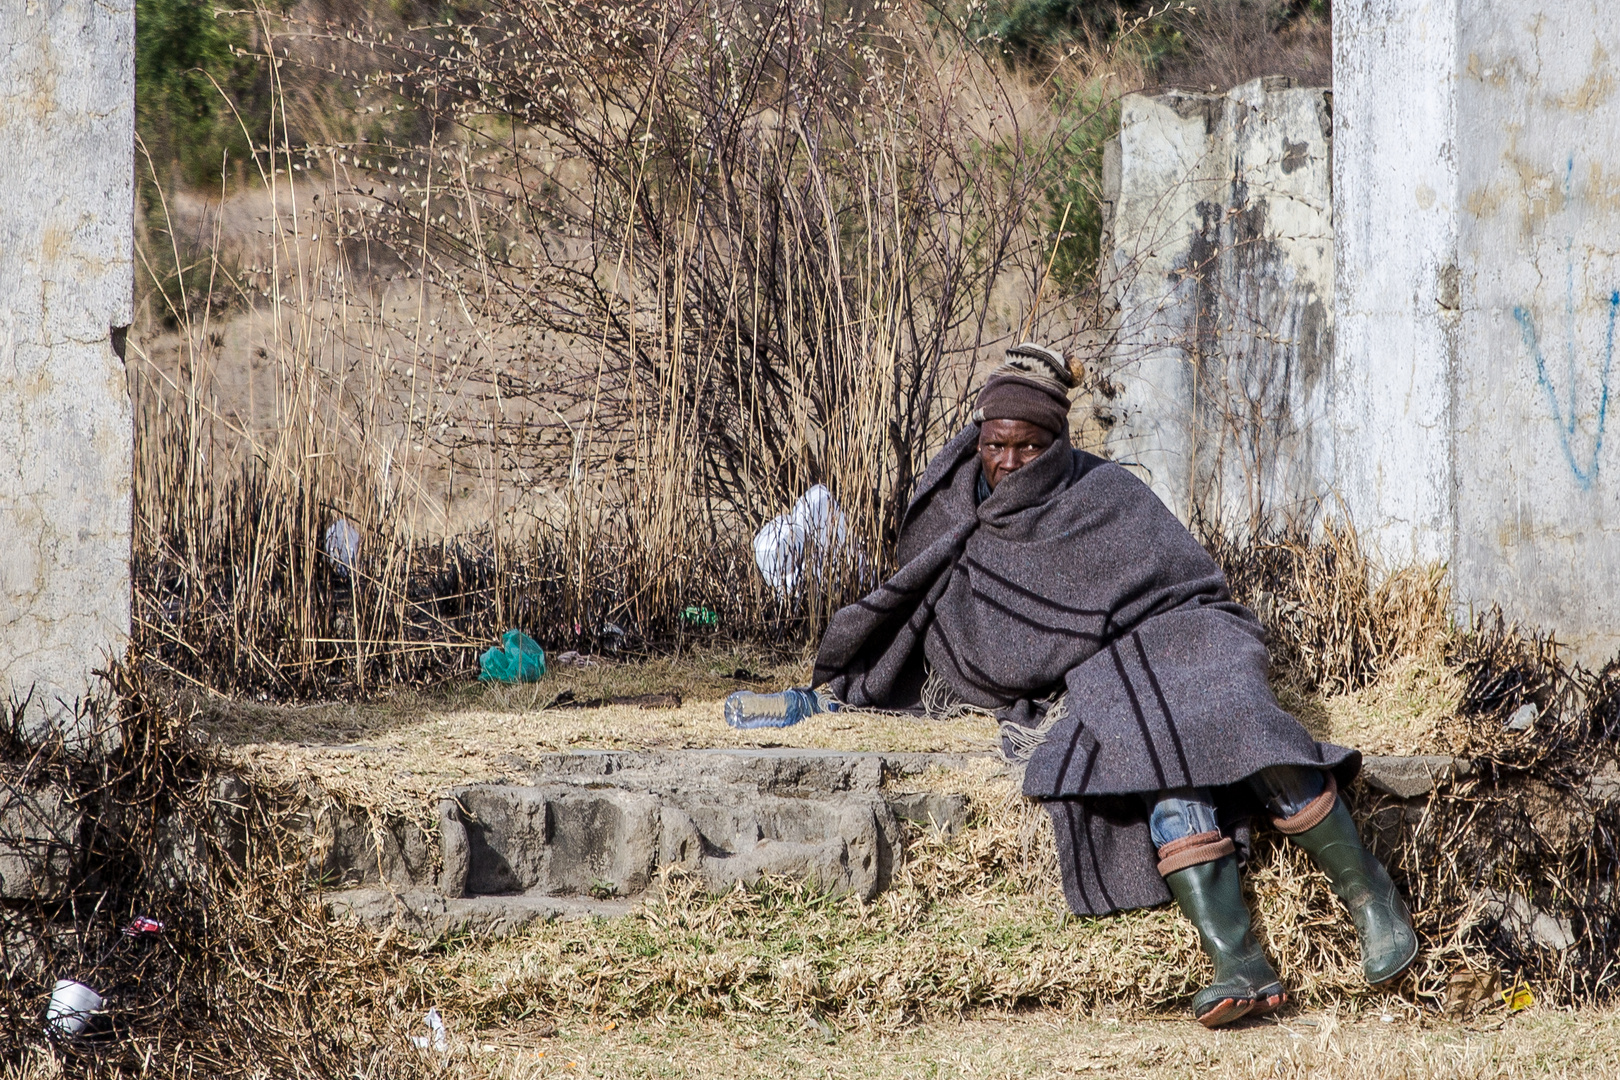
[326,886,636,937]
[316,750,1481,935]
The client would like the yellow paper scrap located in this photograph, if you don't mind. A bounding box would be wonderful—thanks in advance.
[1503,980,1535,1011]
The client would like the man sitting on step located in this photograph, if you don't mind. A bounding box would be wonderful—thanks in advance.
[724,342,1417,1028]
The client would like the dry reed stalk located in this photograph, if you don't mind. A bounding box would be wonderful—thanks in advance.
[0,658,444,1077]
[128,0,1149,697]
[1208,520,1454,696]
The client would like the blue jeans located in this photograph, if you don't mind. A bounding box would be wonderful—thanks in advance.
[1146,766,1326,849]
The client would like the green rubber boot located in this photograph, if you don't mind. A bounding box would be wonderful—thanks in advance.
[1164,854,1287,1027]
[1288,800,1418,986]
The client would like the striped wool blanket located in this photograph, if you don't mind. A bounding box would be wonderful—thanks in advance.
[813,425,1359,915]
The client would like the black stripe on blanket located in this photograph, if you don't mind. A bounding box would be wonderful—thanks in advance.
[962,555,1112,619]
[1054,800,1117,913]
[1109,642,1169,790]
[1053,720,1099,795]
[969,585,1105,642]
[1132,631,1193,785]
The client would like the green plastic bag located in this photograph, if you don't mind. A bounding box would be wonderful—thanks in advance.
[680,605,719,628]
[479,629,546,683]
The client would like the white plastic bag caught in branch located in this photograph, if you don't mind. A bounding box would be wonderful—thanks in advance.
[753,485,865,599]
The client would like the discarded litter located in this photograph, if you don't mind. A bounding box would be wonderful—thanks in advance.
[410,1007,449,1052]
[552,650,601,669]
[1503,979,1535,1011]
[121,916,165,938]
[45,978,103,1038]
[724,687,833,730]
[479,629,546,683]
[323,517,362,578]
[753,484,867,599]
[680,606,719,628]
[1506,703,1538,731]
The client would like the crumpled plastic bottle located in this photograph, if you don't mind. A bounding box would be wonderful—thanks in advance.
[724,687,837,729]
[478,629,546,683]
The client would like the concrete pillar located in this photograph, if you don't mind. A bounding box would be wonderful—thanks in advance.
[1335,1,1620,658]
[1098,77,1335,532]
[0,0,135,727]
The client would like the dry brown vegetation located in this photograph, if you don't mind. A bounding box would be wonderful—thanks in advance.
[7,647,1619,1077]
[12,0,1611,1074]
[322,1008,1620,1080]
[8,505,1620,1074]
[130,0,1151,702]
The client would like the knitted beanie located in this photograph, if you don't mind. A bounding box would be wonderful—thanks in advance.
[972,342,1076,434]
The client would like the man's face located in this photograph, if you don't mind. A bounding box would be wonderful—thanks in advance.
[978,419,1055,490]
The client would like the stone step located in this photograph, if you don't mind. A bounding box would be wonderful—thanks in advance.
[320,750,989,932]
[4,751,1487,938]
[326,886,635,937]
[320,749,1509,934]
[1358,755,1473,800]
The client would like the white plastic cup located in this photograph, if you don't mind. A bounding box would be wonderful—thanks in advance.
[45,979,103,1037]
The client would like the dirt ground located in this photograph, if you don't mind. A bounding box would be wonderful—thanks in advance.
[423,1007,1620,1079]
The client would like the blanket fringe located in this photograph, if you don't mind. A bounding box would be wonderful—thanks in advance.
[919,668,996,721]
[998,693,1067,764]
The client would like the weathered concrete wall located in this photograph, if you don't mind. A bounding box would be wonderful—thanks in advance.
[1336,0,1620,658]
[1332,0,1458,568]
[1098,77,1335,531]
[1099,7,1620,657]
[0,0,134,726]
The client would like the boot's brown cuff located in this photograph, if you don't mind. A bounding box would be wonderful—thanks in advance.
[1157,830,1236,876]
[1271,772,1338,835]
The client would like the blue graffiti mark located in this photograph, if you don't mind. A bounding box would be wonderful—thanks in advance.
[1510,155,1616,490]
[1513,290,1618,491]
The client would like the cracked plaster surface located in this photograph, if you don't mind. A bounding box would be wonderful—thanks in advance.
[1,0,134,728]
[1099,78,1336,529]
[1336,1,1620,659]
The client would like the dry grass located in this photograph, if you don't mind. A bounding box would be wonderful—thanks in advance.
[0,661,445,1078]
[190,646,994,815]
[209,695,997,816]
[1211,521,1456,698]
[192,597,1474,819]
[194,624,1472,820]
[388,761,1429,1030]
[7,607,1620,1075]
[379,1008,1620,1080]
[1270,653,1470,756]
[1317,654,1470,756]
